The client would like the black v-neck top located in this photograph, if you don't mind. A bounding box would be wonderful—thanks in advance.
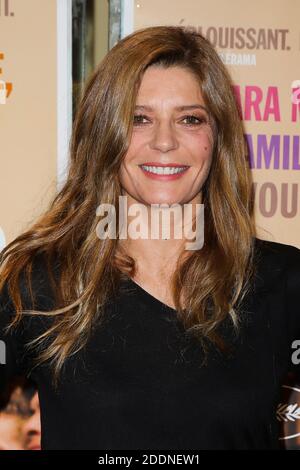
[0,237,300,450]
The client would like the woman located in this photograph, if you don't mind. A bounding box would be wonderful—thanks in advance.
[0,25,299,450]
[23,391,41,451]
[0,382,32,450]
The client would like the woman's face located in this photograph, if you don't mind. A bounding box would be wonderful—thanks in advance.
[23,392,41,450]
[0,413,25,450]
[119,65,214,207]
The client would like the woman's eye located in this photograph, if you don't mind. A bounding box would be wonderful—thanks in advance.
[133,114,207,126]
[133,114,149,125]
[182,115,206,125]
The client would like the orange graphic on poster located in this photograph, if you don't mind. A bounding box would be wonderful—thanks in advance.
[0,52,13,103]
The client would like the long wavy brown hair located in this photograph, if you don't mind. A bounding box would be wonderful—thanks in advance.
[0,25,256,384]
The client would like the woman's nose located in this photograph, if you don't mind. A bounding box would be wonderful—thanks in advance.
[149,121,179,153]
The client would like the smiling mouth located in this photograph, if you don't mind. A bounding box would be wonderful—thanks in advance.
[139,164,190,175]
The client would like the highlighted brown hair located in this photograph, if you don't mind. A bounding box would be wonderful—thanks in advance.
[0,26,256,384]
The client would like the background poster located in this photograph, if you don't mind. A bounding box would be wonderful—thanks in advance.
[0,0,57,249]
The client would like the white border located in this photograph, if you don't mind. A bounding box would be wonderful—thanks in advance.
[56,0,72,190]
[121,0,135,38]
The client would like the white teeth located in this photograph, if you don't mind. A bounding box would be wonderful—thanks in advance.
[141,165,188,175]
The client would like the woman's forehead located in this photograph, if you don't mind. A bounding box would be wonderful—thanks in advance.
[136,67,206,109]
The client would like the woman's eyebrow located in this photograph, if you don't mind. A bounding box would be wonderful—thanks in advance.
[135,104,209,113]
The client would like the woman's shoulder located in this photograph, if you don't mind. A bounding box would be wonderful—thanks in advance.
[0,251,60,381]
[254,237,300,264]
[0,250,60,327]
[253,237,300,289]
[252,237,300,343]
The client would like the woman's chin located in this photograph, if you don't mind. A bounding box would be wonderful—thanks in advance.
[141,195,186,207]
